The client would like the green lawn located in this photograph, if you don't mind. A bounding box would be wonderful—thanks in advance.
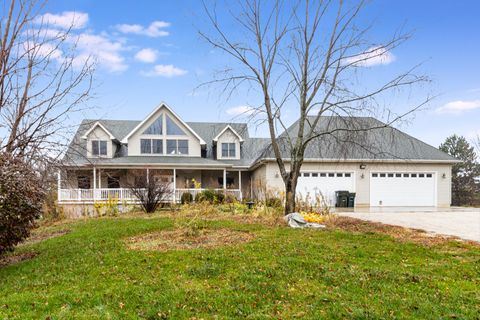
[0,215,479,319]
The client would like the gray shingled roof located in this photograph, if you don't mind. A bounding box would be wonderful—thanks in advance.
[260,116,456,162]
[63,115,455,168]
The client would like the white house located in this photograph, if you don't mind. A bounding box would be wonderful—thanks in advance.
[58,102,457,216]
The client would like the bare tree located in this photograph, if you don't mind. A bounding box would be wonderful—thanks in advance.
[126,170,173,213]
[0,0,94,163]
[200,0,429,213]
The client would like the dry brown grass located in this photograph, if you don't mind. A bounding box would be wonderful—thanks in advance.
[0,252,38,267]
[326,215,479,247]
[125,228,255,252]
[20,229,71,246]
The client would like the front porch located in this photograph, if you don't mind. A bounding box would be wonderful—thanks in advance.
[57,168,246,204]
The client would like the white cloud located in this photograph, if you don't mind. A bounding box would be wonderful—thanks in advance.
[141,64,187,77]
[134,48,158,63]
[35,11,89,29]
[72,33,127,72]
[226,105,256,116]
[116,21,170,37]
[345,46,396,67]
[436,100,480,114]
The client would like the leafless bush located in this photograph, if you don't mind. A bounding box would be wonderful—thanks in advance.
[126,171,173,213]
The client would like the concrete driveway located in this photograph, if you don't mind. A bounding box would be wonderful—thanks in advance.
[337,207,480,242]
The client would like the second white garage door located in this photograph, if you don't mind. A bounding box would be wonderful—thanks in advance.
[370,172,436,207]
[297,171,355,206]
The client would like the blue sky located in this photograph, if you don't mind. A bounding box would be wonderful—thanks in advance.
[42,0,480,147]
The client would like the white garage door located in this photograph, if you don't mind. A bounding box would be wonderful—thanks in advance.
[370,172,436,207]
[297,172,355,206]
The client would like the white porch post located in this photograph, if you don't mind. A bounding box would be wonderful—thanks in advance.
[98,169,102,188]
[173,168,176,203]
[93,167,96,201]
[57,170,61,202]
[146,168,150,184]
[238,170,242,201]
[223,169,227,191]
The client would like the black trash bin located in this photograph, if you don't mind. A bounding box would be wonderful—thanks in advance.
[335,190,349,207]
[347,192,356,208]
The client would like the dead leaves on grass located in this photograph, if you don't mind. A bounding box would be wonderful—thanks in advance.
[126,228,254,252]
[126,228,255,252]
[327,216,478,247]
[0,252,38,267]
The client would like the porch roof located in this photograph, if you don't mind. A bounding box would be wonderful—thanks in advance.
[61,155,242,168]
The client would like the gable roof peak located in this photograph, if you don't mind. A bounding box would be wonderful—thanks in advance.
[81,121,116,140]
[213,124,245,142]
[120,102,206,144]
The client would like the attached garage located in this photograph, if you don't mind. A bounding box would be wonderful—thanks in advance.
[370,172,436,207]
[297,171,355,206]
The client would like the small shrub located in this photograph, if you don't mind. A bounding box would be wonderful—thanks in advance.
[181,192,193,204]
[215,191,225,204]
[224,193,236,204]
[0,153,45,255]
[195,189,219,204]
[265,197,283,208]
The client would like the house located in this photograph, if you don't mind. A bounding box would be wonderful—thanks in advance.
[59,102,457,216]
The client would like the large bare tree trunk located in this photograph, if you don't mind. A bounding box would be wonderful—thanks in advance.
[201,0,429,214]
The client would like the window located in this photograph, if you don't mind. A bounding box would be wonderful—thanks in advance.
[395,173,402,177]
[167,139,189,155]
[143,115,163,135]
[107,176,120,188]
[419,173,425,178]
[403,173,409,177]
[152,139,163,154]
[328,173,335,177]
[426,173,432,178]
[166,115,186,135]
[92,140,107,156]
[312,173,318,177]
[372,173,378,177]
[411,173,417,178]
[380,173,386,177]
[388,173,394,177]
[78,176,90,189]
[345,173,351,177]
[336,173,343,177]
[221,143,236,158]
[140,139,152,154]
[141,139,163,154]
[303,172,310,177]
[178,140,188,154]
[320,173,326,177]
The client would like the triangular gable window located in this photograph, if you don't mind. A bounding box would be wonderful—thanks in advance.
[166,115,186,135]
[143,115,163,135]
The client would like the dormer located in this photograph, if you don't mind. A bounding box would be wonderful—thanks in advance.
[122,103,206,157]
[82,121,116,158]
[213,125,244,160]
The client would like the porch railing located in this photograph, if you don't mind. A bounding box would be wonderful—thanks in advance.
[59,188,140,202]
[59,188,242,203]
